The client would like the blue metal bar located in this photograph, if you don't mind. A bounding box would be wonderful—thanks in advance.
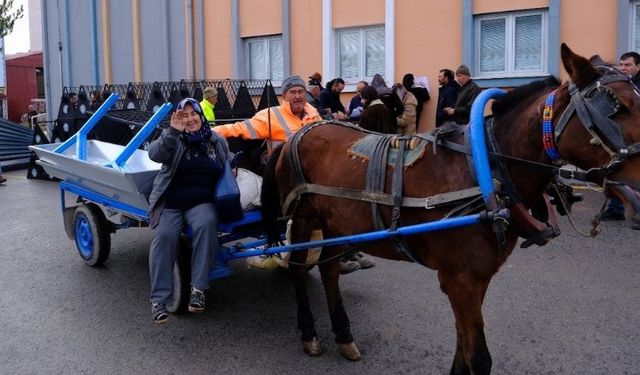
[53,93,120,156]
[60,180,149,220]
[469,88,506,205]
[223,214,484,259]
[112,102,173,168]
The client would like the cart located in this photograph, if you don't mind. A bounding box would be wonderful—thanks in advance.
[30,90,508,313]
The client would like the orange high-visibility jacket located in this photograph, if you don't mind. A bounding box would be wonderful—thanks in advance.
[212,101,321,143]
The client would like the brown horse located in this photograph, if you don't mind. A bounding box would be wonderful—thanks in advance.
[260,44,640,374]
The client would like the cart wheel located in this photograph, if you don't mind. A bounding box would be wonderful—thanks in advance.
[167,237,192,314]
[73,204,111,266]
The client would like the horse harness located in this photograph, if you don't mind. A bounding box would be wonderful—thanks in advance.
[281,72,640,261]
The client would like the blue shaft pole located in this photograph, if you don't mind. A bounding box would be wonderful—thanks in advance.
[226,213,484,259]
[112,102,173,168]
[53,93,120,157]
[469,88,506,204]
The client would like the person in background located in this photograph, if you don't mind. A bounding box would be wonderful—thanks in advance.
[0,163,6,184]
[358,85,394,134]
[402,74,430,130]
[348,80,368,122]
[319,78,347,120]
[200,87,218,125]
[146,98,232,324]
[392,83,418,135]
[444,65,480,125]
[306,77,324,117]
[68,92,78,111]
[600,51,640,229]
[435,68,459,127]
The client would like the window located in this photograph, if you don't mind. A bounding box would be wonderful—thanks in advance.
[245,35,284,84]
[632,1,640,51]
[337,26,384,83]
[475,10,547,78]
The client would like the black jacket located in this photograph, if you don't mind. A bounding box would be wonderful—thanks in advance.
[453,80,481,125]
[436,82,459,126]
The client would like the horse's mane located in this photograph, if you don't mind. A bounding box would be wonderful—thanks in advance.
[492,76,561,116]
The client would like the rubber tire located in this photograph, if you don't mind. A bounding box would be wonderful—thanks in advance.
[73,204,111,267]
[167,237,192,314]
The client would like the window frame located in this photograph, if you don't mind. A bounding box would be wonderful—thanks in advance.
[631,1,640,52]
[336,25,385,85]
[243,35,284,86]
[474,9,548,79]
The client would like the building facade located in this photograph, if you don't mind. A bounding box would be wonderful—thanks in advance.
[41,0,640,130]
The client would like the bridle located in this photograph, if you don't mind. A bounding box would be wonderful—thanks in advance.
[542,67,640,177]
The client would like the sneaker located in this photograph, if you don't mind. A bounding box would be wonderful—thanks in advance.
[340,259,361,275]
[0,175,6,184]
[600,209,625,221]
[189,287,205,313]
[152,303,169,324]
[352,252,376,269]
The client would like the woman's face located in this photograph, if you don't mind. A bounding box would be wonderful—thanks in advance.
[182,104,203,132]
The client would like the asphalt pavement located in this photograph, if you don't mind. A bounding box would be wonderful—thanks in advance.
[0,169,638,374]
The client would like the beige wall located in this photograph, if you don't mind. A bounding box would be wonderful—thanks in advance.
[474,0,549,14]
[290,0,323,78]
[396,1,463,131]
[559,0,617,77]
[333,0,385,28]
[239,0,282,37]
[204,0,233,79]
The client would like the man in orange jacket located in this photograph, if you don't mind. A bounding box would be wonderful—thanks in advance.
[213,75,375,274]
[212,75,321,150]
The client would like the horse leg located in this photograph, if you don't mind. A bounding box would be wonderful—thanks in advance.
[317,247,361,361]
[289,222,322,356]
[441,274,492,375]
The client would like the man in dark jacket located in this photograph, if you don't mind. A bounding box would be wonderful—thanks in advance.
[319,78,347,120]
[435,69,459,126]
[444,65,480,125]
[601,51,640,228]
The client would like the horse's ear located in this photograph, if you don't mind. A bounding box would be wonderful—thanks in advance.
[561,43,600,87]
[589,54,606,66]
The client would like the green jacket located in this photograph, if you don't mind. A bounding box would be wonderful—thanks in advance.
[453,80,481,125]
[200,99,216,124]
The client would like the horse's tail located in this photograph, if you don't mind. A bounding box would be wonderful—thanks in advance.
[261,143,286,246]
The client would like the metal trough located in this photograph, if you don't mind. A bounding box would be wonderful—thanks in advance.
[29,93,173,212]
[31,141,161,211]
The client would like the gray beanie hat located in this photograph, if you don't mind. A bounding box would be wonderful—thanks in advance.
[455,65,471,76]
[281,75,306,93]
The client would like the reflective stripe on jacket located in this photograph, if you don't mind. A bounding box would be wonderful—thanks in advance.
[212,101,321,143]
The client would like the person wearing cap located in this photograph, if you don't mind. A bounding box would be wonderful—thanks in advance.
[444,65,481,125]
[306,77,324,116]
[146,98,233,324]
[212,75,321,150]
[200,87,218,124]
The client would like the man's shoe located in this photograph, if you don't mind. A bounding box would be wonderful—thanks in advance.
[632,222,640,230]
[352,252,376,269]
[189,287,205,313]
[600,209,625,221]
[339,259,361,274]
[152,303,169,324]
[0,175,6,184]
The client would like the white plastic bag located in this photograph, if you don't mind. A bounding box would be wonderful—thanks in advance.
[236,168,262,210]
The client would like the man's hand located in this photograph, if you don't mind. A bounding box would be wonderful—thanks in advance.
[170,109,187,132]
[444,107,455,116]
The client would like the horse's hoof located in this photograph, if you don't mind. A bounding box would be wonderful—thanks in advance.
[302,338,322,357]
[339,342,361,361]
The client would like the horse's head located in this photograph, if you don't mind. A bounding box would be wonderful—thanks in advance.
[556,44,640,213]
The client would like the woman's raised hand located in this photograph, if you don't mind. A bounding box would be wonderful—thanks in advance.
[170,109,187,131]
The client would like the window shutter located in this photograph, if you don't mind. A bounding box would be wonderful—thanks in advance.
[249,41,267,79]
[365,29,385,78]
[480,18,506,73]
[515,14,542,71]
[339,31,360,79]
[270,39,284,82]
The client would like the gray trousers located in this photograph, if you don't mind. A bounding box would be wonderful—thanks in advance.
[149,202,218,304]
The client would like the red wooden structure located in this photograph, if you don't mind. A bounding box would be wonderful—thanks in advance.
[6,51,44,123]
